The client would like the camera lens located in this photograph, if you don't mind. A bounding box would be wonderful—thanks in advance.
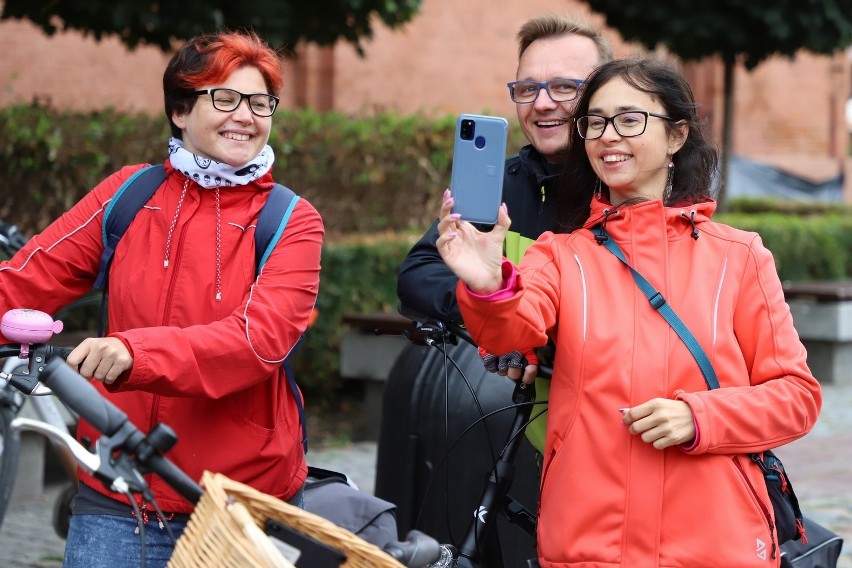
[460,119,475,141]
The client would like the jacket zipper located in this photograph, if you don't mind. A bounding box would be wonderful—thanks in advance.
[733,456,778,559]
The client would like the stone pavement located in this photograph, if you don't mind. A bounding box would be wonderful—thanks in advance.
[0,383,849,567]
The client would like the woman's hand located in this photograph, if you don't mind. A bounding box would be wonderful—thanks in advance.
[66,337,133,385]
[621,398,696,450]
[436,189,510,294]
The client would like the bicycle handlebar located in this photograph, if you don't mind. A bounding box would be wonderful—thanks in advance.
[39,357,203,504]
[384,530,444,566]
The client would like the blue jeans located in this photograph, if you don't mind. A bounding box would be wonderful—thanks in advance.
[64,514,188,568]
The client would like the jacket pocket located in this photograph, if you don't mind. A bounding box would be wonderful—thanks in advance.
[732,455,778,559]
[539,433,564,500]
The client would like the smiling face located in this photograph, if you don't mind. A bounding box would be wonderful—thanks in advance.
[584,77,687,205]
[171,66,272,166]
[515,34,601,164]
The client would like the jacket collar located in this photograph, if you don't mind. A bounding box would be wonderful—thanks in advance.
[583,195,717,241]
[515,145,566,187]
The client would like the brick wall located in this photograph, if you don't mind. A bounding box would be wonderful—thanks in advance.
[1,1,850,191]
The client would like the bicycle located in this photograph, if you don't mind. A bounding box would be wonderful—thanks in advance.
[0,308,447,567]
[0,219,102,537]
[374,306,548,568]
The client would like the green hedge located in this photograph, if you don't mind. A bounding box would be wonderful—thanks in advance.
[716,211,852,281]
[0,103,529,236]
[291,233,417,398]
[2,104,851,405]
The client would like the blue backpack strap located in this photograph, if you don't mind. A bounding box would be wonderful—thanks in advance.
[255,183,308,453]
[95,165,166,291]
[95,165,166,336]
[255,183,300,269]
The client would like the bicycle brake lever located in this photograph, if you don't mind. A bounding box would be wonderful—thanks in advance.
[11,417,101,473]
[511,380,536,404]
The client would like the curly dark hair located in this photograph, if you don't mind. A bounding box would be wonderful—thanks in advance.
[556,57,718,233]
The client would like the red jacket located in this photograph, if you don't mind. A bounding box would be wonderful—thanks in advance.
[457,197,821,567]
[0,162,324,513]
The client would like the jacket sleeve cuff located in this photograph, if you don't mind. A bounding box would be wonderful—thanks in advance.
[463,259,517,301]
[680,416,700,452]
[674,390,706,453]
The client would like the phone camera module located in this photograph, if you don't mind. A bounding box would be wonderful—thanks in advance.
[460,119,475,141]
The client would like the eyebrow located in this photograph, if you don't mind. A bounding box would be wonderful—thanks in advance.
[587,104,645,114]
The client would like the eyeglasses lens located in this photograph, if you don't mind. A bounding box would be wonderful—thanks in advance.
[577,112,648,140]
[209,89,277,117]
[511,79,581,103]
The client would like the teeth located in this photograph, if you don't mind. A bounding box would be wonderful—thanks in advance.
[602,155,630,163]
[536,120,566,127]
[224,133,250,141]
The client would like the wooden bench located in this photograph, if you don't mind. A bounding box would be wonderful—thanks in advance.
[339,313,415,440]
[783,281,852,385]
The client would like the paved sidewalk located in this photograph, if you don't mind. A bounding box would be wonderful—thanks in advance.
[1,383,849,567]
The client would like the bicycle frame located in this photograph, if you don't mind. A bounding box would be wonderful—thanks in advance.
[0,354,80,480]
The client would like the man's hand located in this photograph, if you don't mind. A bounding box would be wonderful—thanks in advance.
[479,348,538,384]
[66,337,133,385]
[621,398,696,450]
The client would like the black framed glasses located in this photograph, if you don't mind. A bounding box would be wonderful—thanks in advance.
[191,88,280,117]
[506,78,585,104]
[576,111,673,140]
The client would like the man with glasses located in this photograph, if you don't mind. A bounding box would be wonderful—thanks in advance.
[384,13,612,566]
[398,13,612,335]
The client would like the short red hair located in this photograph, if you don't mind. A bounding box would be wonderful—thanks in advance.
[177,31,283,93]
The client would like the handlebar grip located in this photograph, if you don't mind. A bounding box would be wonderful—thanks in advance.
[147,454,203,504]
[383,530,443,566]
[40,357,129,436]
[51,346,74,360]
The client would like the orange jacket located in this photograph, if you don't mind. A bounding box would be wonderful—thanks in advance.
[0,162,323,513]
[457,197,821,567]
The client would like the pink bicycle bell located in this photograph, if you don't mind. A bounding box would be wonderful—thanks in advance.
[1,309,64,358]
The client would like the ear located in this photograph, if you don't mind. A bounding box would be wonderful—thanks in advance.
[172,111,187,131]
[668,120,688,155]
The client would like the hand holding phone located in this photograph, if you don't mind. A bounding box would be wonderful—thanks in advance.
[450,114,509,224]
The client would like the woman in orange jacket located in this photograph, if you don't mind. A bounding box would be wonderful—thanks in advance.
[436,57,822,567]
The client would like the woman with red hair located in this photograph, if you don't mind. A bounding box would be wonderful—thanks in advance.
[0,31,323,566]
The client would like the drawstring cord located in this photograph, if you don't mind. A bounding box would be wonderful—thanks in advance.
[214,187,222,301]
[132,504,176,532]
[163,177,223,302]
[680,210,700,240]
[164,178,189,268]
[594,209,616,244]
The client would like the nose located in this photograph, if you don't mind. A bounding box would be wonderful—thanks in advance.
[599,118,621,140]
[231,98,254,121]
[532,86,557,109]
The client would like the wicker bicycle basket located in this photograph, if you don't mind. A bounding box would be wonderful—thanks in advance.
[168,471,404,568]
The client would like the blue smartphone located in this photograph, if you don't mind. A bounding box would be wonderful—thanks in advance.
[450,114,509,224]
